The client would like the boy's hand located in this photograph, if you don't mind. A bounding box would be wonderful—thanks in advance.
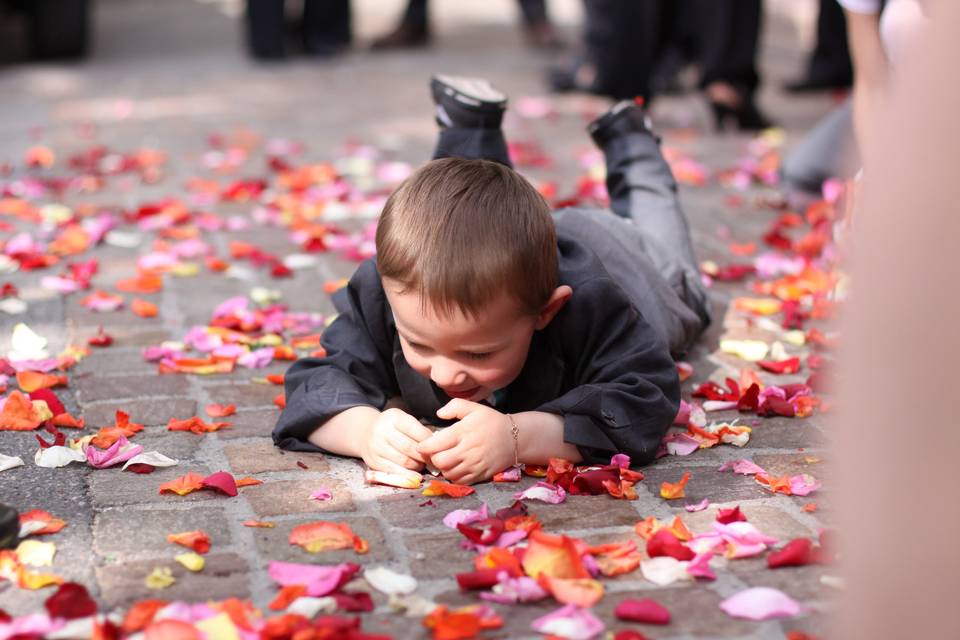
[359,408,433,483]
[417,399,515,485]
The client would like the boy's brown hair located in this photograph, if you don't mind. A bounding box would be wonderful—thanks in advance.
[375,157,558,318]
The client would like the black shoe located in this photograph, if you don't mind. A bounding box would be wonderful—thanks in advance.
[709,98,773,132]
[0,503,18,550]
[783,74,852,94]
[430,75,507,130]
[547,57,598,94]
[587,99,653,148]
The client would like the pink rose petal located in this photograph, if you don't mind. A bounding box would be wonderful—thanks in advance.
[531,604,605,640]
[684,498,710,512]
[514,481,566,504]
[310,487,333,501]
[717,459,767,475]
[268,561,360,596]
[719,587,802,620]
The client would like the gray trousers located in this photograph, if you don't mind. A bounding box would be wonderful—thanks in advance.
[434,125,710,355]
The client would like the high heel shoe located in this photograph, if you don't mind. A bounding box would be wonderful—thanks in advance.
[709,97,773,132]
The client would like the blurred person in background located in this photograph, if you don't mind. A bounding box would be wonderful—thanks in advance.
[785,0,853,93]
[370,0,562,51]
[246,0,351,59]
[550,0,772,131]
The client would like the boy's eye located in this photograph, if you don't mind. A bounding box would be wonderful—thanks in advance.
[467,352,492,361]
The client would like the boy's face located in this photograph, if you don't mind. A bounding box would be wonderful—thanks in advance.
[384,279,550,403]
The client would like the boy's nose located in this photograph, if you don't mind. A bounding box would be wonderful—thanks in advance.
[430,358,467,388]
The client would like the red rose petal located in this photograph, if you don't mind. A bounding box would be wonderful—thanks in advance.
[646,529,694,561]
[45,582,97,620]
[614,598,671,625]
[202,471,238,497]
[716,506,748,524]
[767,538,813,568]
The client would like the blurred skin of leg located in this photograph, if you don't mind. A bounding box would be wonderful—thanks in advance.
[837,1,960,637]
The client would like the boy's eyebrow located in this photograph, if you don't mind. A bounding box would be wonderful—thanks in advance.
[394,324,509,352]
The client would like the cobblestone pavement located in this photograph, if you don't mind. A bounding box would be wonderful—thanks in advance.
[0,1,840,637]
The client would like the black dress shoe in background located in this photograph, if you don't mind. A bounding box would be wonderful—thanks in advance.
[0,503,18,550]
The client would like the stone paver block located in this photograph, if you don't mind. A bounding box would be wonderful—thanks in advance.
[214,408,279,439]
[74,373,191,403]
[87,465,217,508]
[676,504,816,542]
[243,478,355,517]
[129,428,205,462]
[676,503,815,541]
[377,491,483,529]
[405,532,474,579]
[94,505,230,557]
[205,382,282,408]
[753,453,829,479]
[252,515,391,564]
[489,477,647,528]
[745,417,827,449]
[593,586,758,638]
[642,464,770,504]
[729,557,834,602]
[75,349,158,375]
[97,553,249,609]
[223,439,328,475]
[82,398,199,428]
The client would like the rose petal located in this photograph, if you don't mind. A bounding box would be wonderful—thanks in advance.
[719,587,802,620]
[614,598,671,625]
[531,605,604,640]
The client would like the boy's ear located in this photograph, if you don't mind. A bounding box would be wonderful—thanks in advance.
[535,285,573,330]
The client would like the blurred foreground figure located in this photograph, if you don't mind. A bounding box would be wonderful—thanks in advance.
[837,1,960,637]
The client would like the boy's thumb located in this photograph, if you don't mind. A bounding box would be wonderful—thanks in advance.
[437,398,471,419]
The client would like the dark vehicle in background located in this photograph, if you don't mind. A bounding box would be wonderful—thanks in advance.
[0,0,90,60]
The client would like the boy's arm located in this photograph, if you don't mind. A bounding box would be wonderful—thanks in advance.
[514,411,583,465]
[273,261,400,451]
[536,277,680,466]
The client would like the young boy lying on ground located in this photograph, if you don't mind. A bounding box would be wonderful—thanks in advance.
[273,76,710,485]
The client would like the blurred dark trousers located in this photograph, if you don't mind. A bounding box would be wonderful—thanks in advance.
[246,0,351,58]
[693,0,762,94]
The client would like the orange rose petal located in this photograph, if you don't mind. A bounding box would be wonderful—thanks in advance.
[159,472,206,496]
[660,472,691,500]
[236,477,262,487]
[205,403,236,418]
[167,530,211,554]
[421,480,476,498]
[538,576,604,607]
[242,520,276,528]
[19,509,66,535]
[520,530,590,580]
[268,585,306,611]
[288,521,368,554]
[16,371,68,392]
[0,390,47,430]
[131,298,159,318]
[122,599,169,634]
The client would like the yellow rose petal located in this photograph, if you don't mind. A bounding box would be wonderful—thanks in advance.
[174,552,205,572]
[145,566,176,589]
[15,540,56,567]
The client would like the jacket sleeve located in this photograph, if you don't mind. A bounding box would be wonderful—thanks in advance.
[272,261,400,451]
[535,276,680,466]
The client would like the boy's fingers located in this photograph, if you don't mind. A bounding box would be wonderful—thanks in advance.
[436,399,479,420]
[387,430,427,464]
[416,428,460,456]
[395,418,435,443]
[370,457,423,482]
[429,449,462,473]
